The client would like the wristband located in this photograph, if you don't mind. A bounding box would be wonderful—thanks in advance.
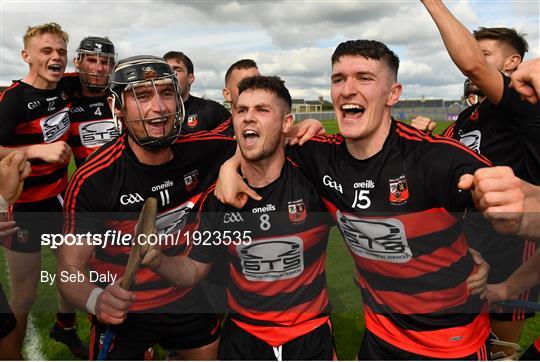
[86,287,105,315]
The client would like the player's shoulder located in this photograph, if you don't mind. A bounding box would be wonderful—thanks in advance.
[0,81,25,105]
[394,121,491,166]
[70,135,127,187]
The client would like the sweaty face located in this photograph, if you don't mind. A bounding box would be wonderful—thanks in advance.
[23,33,67,89]
[166,58,193,101]
[225,67,260,109]
[121,82,179,143]
[331,55,399,142]
[233,89,288,162]
[76,53,115,90]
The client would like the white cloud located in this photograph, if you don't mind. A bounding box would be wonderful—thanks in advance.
[1,0,538,103]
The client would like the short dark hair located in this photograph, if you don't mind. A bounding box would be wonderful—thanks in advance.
[473,27,528,59]
[331,40,400,81]
[225,59,258,84]
[237,75,291,112]
[163,51,194,74]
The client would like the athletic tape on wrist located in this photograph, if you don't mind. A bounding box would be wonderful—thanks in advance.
[86,287,105,315]
[0,195,9,213]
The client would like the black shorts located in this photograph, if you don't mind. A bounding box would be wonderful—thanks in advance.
[357,329,491,360]
[90,310,220,360]
[0,284,16,340]
[520,339,540,361]
[218,317,336,360]
[1,195,63,254]
[465,221,539,321]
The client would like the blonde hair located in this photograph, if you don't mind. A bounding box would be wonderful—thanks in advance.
[23,22,69,49]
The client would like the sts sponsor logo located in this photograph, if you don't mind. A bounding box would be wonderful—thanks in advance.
[236,236,304,281]
[458,130,481,154]
[155,201,195,235]
[40,107,70,142]
[336,211,412,263]
[79,120,119,147]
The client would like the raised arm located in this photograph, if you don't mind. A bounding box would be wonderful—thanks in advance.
[421,0,505,104]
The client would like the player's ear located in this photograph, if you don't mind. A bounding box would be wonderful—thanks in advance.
[107,96,123,117]
[21,49,31,64]
[188,73,195,86]
[222,88,232,103]
[282,112,294,134]
[503,54,521,74]
[386,82,402,107]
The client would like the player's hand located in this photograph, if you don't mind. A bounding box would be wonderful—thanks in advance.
[510,58,540,104]
[458,166,524,235]
[26,141,71,164]
[214,156,261,209]
[287,118,326,146]
[411,116,437,133]
[466,248,489,299]
[0,150,31,204]
[95,278,135,325]
[141,234,161,270]
[486,283,512,304]
[0,221,19,238]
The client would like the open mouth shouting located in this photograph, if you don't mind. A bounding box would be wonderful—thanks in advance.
[47,63,63,76]
[341,103,365,120]
[242,128,260,147]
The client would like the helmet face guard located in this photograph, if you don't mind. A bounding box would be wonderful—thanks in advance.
[76,37,116,93]
[109,55,185,151]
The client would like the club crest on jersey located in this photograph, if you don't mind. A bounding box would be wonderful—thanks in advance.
[287,199,306,224]
[470,108,479,121]
[184,170,199,192]
[389,175,409,205]
[186,114,199,128]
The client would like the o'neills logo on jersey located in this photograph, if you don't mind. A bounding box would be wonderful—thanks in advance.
[151,180,174,192]
[389,175,409,205]
[79,120,119,147]
[288,199,306,224]
[186,114,198,128]
[236,236,304,281]
[40,107,70,143]
[252,204,276,213]
[354,180,375,189]
[184,170,199,192]
[336,211,412,263]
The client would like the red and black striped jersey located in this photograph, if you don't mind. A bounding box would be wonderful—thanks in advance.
[446,75,540,184]
[189,160,334,347]
[182,94,232,136]
[443,75,539,306]
[286,120,492,358]
[0,75,79,202]
[63,126,235,311]
[68,95,118,167]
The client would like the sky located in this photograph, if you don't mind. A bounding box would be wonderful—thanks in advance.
[1,0,539,102]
